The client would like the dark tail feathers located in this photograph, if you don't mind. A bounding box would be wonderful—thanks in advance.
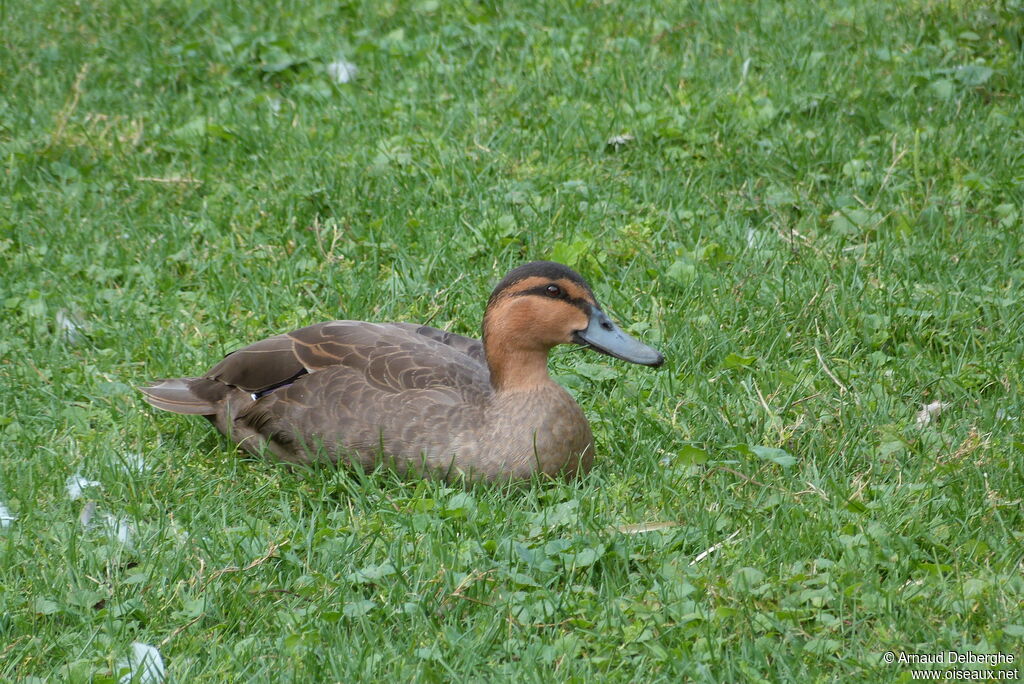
[139,378,220,415]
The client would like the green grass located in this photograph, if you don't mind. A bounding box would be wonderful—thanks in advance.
[2,0,1023,680]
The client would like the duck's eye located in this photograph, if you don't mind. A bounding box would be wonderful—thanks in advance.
[545,284,562,298]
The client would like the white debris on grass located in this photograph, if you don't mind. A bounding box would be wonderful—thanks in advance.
[102,514,136,547]
[606,133,635,150]
[118,642,166,684]
[56,309,85,343]
[66,474,102,501]
[0,501,16,528]
[79,500,98,527]
[915,400,950,428]
[327,58,358,84]
[746,227,770,249]
[690,530,740,566]
[119,452,150,474]
[739,57,753,86]
[79,501,136,548]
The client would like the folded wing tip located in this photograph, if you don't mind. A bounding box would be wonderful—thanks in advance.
[138,378,217,415]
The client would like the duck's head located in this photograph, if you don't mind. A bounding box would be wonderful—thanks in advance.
[482,261,663,390]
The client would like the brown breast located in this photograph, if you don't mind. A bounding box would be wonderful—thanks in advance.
[439,381,594,481]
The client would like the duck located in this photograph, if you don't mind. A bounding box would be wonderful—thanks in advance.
[140,261,664,482]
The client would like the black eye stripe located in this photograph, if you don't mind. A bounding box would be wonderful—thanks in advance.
[512,285,591,312]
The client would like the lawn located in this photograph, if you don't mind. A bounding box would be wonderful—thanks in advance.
[2,0,1022,680]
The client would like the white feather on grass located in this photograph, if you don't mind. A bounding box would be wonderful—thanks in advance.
[0,501,15,528]
[118,642,165,684]
[915,400,950,427]
[119,452,150,474]
[327,58,358,84]
[56,309,85,343]
[66,474,101,501]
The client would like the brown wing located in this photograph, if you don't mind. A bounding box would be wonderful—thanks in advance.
[141,321,494,464]
[224,322,491,462]
[205,321,489,398]
[389,323,486,364]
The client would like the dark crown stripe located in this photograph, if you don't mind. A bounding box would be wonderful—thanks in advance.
[510,285,592,313]
[489,260,594,303]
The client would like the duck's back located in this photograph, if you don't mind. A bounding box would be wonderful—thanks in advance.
[141,321,495,470]
[210,321,488,396]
